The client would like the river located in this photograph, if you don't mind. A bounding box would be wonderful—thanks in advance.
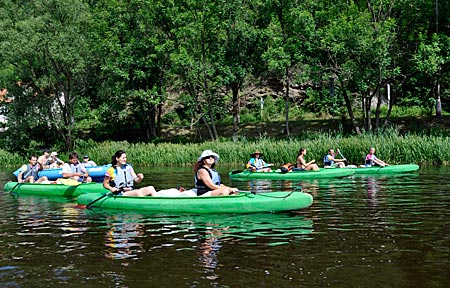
[0,165,449,287]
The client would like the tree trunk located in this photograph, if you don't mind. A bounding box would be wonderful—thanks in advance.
[202,115,215,141]
[364,96,372,132]
[232,84,240,142]
[342,89,361,135]
[383,84,394,128]
[284,66,290,136]
[436,80,442,117]
[375,89,382,130]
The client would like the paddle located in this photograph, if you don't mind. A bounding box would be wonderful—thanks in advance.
[336,149,349,166]
[375,164,387,173]
[84,177,137,209]
[10,164,41,192]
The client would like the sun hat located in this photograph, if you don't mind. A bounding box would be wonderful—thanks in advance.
[51,152,58,156]
[197,150,220,162]
[251,150,263,157]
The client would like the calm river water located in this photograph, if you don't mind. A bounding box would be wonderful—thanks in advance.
[0,165,449,287]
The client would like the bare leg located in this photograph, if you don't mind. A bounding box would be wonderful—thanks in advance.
[36,176,48,183]
[122,186,156,197]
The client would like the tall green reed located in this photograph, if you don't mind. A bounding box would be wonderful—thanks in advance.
[3,132,449,167]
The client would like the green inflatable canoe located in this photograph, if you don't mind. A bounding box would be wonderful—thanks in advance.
[77,191,313,213]
[229,168,355,181]
[349,164,420,174]
[3,181,106,197]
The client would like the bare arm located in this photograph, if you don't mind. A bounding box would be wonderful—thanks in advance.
[197,169,220,190]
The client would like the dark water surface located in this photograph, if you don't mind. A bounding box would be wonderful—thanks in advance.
[0,166,449,287]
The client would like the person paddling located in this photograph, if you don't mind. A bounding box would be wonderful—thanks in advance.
[364,147,389,167]
[323,148,346,168]
[103,150,157,196]
[62,152,93,183]
[17,155,48,183]
[247,150,273,172]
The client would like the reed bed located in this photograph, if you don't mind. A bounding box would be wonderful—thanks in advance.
[77,134,450,167]
[0,150,25,167]
[2,133,449,167]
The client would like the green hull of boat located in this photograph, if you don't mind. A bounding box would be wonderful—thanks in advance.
[229,168,354,181]
[77,191,313,213]
[3,181,106,197]
[351,164,420,174]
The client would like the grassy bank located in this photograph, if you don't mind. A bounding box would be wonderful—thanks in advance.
[2,133,449,168]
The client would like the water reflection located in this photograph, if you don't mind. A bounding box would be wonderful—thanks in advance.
[5,167,450,287]
[103,215,146,260]
[85,210,314,264]
[198,227,222,269]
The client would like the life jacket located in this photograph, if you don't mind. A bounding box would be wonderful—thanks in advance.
[21,164,39,181]
[69,162,84,173]
[107,165,134,188]
[323,154,334,166]
[195,166,221,196]
[365,154,377,166]
[248,158,265,170]
[280,163,294,173]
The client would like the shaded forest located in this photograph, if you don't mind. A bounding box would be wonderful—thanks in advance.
[0,0,449,154]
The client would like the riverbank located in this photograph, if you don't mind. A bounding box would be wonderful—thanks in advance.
[2,115,449,167]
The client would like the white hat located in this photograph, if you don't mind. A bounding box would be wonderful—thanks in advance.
[51,151,58,156]
[197,150,220,162]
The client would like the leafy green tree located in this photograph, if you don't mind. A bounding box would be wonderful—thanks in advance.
[412,34,450,115]
[90,0,175,140]
[171,0,230,141]
[261,0,316,136]
[317,1,398,133]
[0,0,93,151]
[212,0,263,141]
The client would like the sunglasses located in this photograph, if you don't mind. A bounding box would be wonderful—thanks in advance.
[204,155,215,160]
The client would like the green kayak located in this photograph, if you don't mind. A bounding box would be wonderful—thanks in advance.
[229,168,354,181]
[3,181,106,197]
[350,164,420,174]
[77,191,313,213]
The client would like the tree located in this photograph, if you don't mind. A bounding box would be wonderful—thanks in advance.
[262,0,316,136]
[0,0,93,151]
[316,1,398,133]
[213,0,263,141]
[90,0,175,140]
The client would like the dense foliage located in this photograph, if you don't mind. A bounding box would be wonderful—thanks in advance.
[0,0,449,154]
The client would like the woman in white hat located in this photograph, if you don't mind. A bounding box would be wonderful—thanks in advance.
[194,150,238,196]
